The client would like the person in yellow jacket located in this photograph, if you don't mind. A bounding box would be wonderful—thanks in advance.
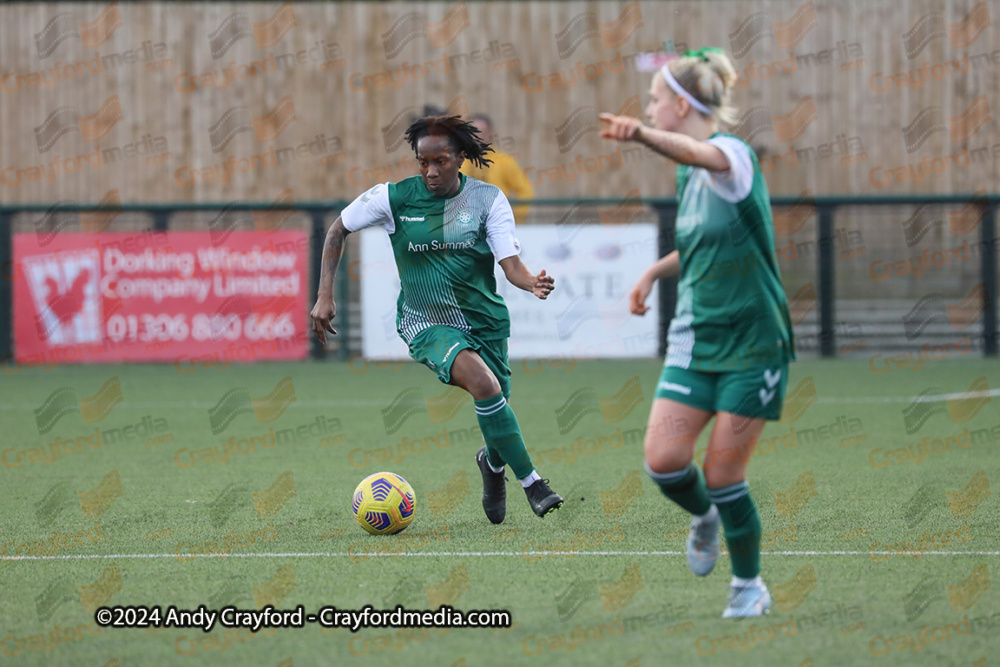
[461,114,534,223]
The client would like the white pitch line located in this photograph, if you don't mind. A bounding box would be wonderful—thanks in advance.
[3,550,999,562]
[816,388,1000,404]
[2,389,998,411]
[0,400,389,410]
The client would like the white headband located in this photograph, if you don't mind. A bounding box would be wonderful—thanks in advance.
[660,64,711,115]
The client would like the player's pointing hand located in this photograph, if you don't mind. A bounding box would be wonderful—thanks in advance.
[532,270,555,300]
[599,113,643,142]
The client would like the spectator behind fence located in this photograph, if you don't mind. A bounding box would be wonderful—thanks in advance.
[461,114,534,223]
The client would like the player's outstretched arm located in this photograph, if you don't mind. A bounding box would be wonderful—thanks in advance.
[498,256,554,300]
[598,113,729,171]
[310,217,351,344]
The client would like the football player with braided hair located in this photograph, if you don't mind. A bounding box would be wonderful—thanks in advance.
[311,115,564,524]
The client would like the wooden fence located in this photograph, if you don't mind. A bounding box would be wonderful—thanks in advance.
[0,0,997,204]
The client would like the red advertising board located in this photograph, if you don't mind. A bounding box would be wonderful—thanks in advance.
[13,231,308,363]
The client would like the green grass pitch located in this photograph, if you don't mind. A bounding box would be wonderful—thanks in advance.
[1,357,997,666]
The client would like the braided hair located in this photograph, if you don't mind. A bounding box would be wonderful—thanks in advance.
[405,115,494,169]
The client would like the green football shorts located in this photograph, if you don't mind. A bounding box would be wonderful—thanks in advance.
[655,363,790,420]
[407,326,512,399]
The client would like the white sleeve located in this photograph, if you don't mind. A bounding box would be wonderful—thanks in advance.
[484,191,520,262]
[705,136,754,203]
[340,183,395,233]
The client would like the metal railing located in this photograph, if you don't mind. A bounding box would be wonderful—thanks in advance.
[1,193,997,360]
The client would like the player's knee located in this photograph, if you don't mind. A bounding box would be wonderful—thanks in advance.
[644,440,691,475]
[644,428,693,471]
[468,371,501,400]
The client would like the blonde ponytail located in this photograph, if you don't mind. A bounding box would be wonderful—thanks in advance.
[667,48,739,127]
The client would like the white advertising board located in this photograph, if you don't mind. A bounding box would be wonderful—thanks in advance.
[359,224,659,359]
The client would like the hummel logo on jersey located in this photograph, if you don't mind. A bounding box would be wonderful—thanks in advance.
[760,369,781,406]
[442,342,462,364]
[658,381,692,395]
[400,215,426,222]
[676,212,703,231]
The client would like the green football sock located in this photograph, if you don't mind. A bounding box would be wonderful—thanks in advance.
[645,462,712,516]
[474,394,534,479]
[709,482,762,578]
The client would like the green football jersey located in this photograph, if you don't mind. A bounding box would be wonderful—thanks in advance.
[342,174,519,343]
[666,133,795,372]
